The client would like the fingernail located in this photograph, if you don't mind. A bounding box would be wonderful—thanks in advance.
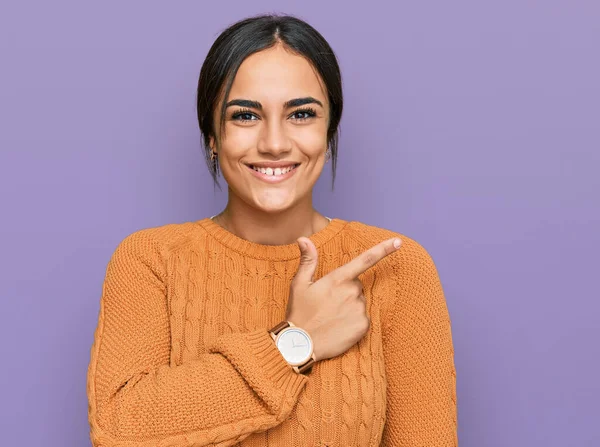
[393,238,401,249]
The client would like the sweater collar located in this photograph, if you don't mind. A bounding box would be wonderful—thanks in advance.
[196,216,349,261]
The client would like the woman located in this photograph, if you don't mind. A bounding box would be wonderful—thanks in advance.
[87,13,457,447]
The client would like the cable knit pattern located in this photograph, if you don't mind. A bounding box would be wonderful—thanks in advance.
[87,217,457,446]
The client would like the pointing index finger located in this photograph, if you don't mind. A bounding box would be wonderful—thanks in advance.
[333,237,401,281]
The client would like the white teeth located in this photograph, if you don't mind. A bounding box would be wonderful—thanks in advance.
[251,164,297,176]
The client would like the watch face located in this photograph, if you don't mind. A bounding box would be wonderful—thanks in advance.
[276,328,312,365]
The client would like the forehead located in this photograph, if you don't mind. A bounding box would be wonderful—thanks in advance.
[229,45,327,104]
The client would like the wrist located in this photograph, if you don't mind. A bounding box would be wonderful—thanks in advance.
[269,320,317,374]
[291,321,319,362]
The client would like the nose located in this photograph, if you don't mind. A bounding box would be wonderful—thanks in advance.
[256,119,292,157]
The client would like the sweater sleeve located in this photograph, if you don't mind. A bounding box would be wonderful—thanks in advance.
[86,230,308,447]
[381,241,458,446]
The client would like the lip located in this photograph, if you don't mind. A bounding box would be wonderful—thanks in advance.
[246,163,300,183]
[245,161,300,168]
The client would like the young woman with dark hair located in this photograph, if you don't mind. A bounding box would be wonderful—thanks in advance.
[87,13,458,447]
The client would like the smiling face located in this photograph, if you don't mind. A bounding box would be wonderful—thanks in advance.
[210,43,330,214]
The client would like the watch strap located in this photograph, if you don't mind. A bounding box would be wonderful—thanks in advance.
[296,356,316,374]
[269,320,291,339]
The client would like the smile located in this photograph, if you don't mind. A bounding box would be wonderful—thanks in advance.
[245,163,300,183]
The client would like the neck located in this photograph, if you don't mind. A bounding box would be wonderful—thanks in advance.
[211,199,331,247]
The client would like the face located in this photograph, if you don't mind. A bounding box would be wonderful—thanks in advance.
[210,44,330,214]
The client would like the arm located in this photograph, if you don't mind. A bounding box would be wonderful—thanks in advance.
[381,241,458,446]
[87,230,307,447]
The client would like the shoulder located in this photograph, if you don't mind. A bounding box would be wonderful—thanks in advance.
[108,219,205,269]
[344,220,443,318]
[344,220,438,273]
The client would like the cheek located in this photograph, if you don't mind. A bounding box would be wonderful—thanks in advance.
[220,125,258,154]
[294,132,328,156]
[290,124,328,153]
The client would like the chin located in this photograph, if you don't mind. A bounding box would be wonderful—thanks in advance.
[249,195,300,213]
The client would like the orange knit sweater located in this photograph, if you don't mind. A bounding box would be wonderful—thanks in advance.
[87,217,457,446]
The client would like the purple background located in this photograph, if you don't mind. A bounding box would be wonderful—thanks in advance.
[1,1,598,445]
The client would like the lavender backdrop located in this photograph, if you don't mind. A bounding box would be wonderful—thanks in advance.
[1,1,598,445]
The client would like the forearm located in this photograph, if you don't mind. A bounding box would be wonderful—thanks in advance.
[89,329,307,446]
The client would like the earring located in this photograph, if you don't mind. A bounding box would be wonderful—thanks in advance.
[210,150,217,162]
[325,148,332,163]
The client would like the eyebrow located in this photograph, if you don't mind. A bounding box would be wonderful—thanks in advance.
[225,96,324,110]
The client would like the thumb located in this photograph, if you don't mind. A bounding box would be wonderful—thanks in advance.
[295,237,318,285]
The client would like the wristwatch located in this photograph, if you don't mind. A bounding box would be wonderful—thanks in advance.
[269,321,316,374]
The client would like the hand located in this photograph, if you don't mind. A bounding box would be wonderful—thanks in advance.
[286,235,402,362]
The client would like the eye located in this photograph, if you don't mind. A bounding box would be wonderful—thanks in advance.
[231,108,258,122]
[290,107,317,121]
